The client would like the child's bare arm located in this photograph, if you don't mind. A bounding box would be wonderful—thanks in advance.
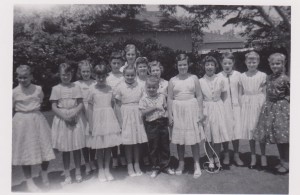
[51,101,70,121]
[115,99,123,127]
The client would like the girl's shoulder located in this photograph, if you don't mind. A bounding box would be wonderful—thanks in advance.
[188,74,198,80]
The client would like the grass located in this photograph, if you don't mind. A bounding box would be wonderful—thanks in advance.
[11,111,289,194]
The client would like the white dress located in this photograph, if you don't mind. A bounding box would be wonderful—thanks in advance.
[115,81,148,145]
[218,71,242,140]
[88,85,122,149]
[170,74,205,145]
[74,80,96,147]
[240,71,266,139]
[12,84,55,165]
[199,75,230,143]
[50,83,86,152]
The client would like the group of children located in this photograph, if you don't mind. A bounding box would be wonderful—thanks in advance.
[12,43,290,192]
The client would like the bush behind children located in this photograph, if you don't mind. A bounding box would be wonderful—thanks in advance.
[12,45,290,191]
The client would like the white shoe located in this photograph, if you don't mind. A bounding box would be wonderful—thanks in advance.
[27,179,41,192]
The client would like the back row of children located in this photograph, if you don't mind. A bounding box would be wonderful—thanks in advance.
[12,43,290,192]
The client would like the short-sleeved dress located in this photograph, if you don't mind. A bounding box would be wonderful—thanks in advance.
[199,75,230,144]
[74,80,96,147]
[50,83,86,152]
[253,73,290,144]
[115,81,148,145]
[88,85,122,149]
[12,84,55,165]
[240,71,267,140]
[218,71,242,140]
[170,75,205,145]
[106,72,123,91]
[158,78,168,97]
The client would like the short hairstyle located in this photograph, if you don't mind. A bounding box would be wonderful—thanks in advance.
[94,63,109,77]
[76,60,93,80]
[109,51,124,63]
[268,53,286,63]
[146,75,160,86]
[201,55,220,69]
[245,51,260,61]
[149,60,164,74]
[221,52,235,63]
[176,53,190,65]
[123,65,136,75]
[59,63,73,74]
[16,64,32,75]
[135,57,149,68]
[122,44,140,59]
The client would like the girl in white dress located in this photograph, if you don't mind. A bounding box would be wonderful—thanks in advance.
[240,51,267,169]
[168,54,205,178]
[50,63,86,184]
[74,60,97,175]
[120,44,140,72]
[107,51,126,168]
[218,52,244,167]
[199,56,230,171]
[115,66,148,177]
[149,60,168,97]
[13,65,55,192]
[87,64,122,182]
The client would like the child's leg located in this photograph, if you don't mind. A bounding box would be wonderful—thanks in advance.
[159,126,171,170]
[41,161,50,185]
[111,146,119,168]
[191,143,201,178]
[22,165,39,191]
[148,138,159,169]
[214,143,222,168]
[232,139,244,166]
[73,149,82,182]
[120,145,127,166]
[90,148,97,170]
[259,142,267,167]
[125,145,135,176]
[104,148,114,180]
[276,143,289,172]
[222,141,230,165]
[249,140,257,166]
[82,147,91,171]
[176,144,185,173]
[283,143,289,169]
[133,144,142,175]
[97,149,106,181]
[62,152,71,177]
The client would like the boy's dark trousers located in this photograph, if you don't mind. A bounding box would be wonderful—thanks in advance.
[144,117,170,170]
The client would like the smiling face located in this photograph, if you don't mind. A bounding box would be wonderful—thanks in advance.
[150,65,161,78]
[96,74,107,86]
[245,58,259,72]
[110,59,123,73]
[136,63,148,77]
[146,81,159,97]
[269,57,285,74]
[124,69,136,84]
[80,65,92,81]
[17,71,32,88]
[177,59,189,75]
[221,58,234,74]
[126,49,137,65]
[204,61,216,77]
[60,69,72,85]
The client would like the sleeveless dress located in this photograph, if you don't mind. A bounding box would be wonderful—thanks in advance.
[218,71,242,140]
[170,75,205,145]
[50,83,86,151]
[88,85,122,149]
[240,71,266,140]
[199,75,230,143]
[115,81,148,145]
[253,73,290,144]
[12,84,55,165]
[74,80,96,147]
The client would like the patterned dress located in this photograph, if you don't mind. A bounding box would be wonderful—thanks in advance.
[253,73,290,144]
[12,84,55,165]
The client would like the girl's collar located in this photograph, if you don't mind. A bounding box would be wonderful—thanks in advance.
[204,74,216,80]
[125,80,137,87]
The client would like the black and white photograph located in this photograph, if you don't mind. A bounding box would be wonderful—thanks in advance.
[0,0,299,194]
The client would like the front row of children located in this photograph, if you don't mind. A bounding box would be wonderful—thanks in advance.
[12,50,290,192]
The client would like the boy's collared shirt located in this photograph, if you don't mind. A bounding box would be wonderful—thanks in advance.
[139,93,168,122]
